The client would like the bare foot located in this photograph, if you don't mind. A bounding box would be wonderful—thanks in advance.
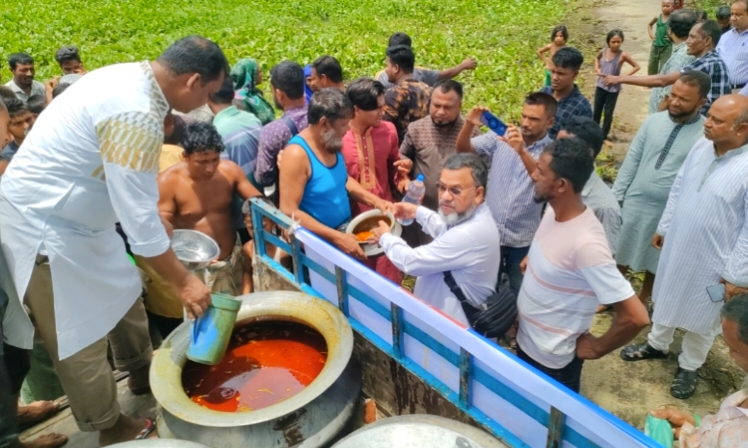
[21,433,68,448]
[99,415,157,446]
[17,401,60,424]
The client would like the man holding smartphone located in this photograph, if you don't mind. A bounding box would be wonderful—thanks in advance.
[620,95,748,400]
[455,92,556,296]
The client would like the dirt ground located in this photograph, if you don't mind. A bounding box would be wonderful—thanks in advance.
[567,0,746,430]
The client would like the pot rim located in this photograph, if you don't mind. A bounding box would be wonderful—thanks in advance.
[151,291,353,427]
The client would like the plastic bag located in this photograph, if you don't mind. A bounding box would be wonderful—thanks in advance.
[644,414,674,448]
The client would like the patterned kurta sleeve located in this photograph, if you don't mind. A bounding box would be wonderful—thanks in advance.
[386,126,401,187]
[611,118,649,202]
[399,129,416,162]
[723,187,748,287]
[656,151,688,237]
[97,111,171,258]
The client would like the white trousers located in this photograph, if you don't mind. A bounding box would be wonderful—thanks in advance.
[648,322,720,371]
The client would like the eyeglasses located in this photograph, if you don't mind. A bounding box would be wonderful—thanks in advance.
[436,182,475,197]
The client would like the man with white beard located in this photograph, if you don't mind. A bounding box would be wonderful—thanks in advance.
[280,88,393,260]
[368,153,500,326]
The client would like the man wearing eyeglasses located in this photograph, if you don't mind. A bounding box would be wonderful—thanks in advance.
[368,153,500,326]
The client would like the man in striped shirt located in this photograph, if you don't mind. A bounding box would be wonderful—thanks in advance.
[516,137,649,392]
[455,93,555,296]
[716,0,748,90]
[621,95,748,399]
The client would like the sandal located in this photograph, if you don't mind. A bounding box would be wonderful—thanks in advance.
[671,368,699,399]
[620,342,668,361]
[135,418,157,440]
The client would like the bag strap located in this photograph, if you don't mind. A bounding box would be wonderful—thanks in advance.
[443,271,479,325]
[282,115,299,137]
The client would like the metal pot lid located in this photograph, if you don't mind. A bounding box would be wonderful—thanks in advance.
[332,414,509,448]
[108,440,209,447]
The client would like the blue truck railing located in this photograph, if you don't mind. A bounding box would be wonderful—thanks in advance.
[249,198,659,448]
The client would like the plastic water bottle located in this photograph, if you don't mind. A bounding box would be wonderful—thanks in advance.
[399,174,425,226]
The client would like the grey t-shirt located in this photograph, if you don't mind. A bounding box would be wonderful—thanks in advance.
[377,67,440,90]
[581,171,622,255]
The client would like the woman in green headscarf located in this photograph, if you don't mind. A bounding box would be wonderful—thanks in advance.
[231,58,275,125]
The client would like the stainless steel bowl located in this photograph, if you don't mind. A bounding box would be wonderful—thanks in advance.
[171,229,220,271]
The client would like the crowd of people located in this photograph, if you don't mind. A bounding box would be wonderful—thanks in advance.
[2,1,748,446]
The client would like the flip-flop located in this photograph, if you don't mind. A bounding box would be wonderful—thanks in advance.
[620,342,668,361]
[670,368,699,399]
[135,418,157,440]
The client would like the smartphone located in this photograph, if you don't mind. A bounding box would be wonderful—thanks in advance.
[480,111,508,136]
[706,283,725,302]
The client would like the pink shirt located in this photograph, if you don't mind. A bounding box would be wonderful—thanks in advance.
[341,121,400,216]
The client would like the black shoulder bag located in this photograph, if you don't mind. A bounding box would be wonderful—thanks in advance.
[443,271,518,338]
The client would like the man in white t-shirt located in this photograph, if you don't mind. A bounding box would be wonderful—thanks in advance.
[516,137,649,392]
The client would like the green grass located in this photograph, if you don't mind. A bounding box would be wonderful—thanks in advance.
[1,0,573,120]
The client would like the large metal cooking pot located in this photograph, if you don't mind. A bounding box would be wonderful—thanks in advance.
[332,414,509,448]
[151,291,359,448]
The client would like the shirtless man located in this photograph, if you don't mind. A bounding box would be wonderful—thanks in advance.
[141,121,261,337]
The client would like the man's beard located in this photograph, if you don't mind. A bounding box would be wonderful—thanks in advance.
[533,189,550,204]
[438,202,477,226]
[432,117,457,129]
[668,107,697,120]
[322,127,343,153]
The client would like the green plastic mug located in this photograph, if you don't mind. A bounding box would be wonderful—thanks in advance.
[186,293,242,365]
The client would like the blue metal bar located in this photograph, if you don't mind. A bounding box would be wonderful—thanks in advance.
[347,315,529,448]
[250,197,292,228]
[248,202,617,448]
[402,321,460,366]
[459,348,472,408]
[261,232,292,255]
[335,266,349,316]
[250,202,267,258]
[391,303,404,359]
[289,232,303,285]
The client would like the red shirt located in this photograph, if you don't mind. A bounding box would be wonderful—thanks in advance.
[341,121,400,216]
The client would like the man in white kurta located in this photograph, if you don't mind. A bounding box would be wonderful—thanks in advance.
[371,154,500,326]
[621,95,748,400]
[0,36,224,442]
[612,74,708,303]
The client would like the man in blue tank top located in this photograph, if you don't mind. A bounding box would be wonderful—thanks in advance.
[280,89,393,260]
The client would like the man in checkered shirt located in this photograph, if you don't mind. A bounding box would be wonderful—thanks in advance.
[603,19,729,116]
[540,47,593,139]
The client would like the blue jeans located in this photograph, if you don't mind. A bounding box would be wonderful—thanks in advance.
[499,245,530,296]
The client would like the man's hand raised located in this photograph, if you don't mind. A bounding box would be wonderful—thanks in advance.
[498,125,525,154]
[466,106,489,127]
